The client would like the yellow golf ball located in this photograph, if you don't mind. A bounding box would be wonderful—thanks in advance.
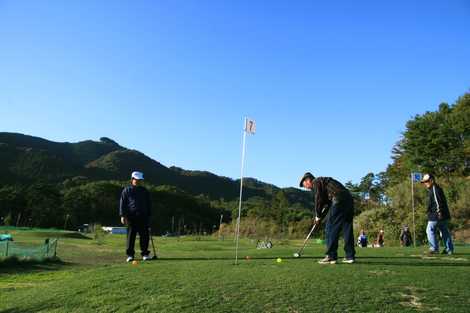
[132,260,138,265]
[276,258,282,263]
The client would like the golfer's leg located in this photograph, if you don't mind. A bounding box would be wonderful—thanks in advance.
[126,225,137,257]
[438,221,454,253]
[139,223,150,256]
[325,205,342,260]
[426,221,438,252]
[343,218,355,259]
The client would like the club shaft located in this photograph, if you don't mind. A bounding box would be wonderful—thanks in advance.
[297,223,317,255]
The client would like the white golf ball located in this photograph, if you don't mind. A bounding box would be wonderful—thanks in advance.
[293,253,300,258]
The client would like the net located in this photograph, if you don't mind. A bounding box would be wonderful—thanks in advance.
[0,238,58,259]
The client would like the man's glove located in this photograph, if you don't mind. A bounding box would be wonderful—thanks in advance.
[313,217,321,226]
[121,216,128,225]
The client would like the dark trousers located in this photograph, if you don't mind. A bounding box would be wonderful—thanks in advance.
[126,219,150,257]
[325,195,355,260]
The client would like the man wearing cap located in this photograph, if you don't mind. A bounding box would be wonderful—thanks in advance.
[300,172,356,264]
[119,171,153,262]
[421,174,454,255]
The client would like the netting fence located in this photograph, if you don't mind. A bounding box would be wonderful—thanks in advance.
[0,238,58,259]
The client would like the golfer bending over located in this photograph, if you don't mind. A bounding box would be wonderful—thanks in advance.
[300,172,356,264]
[119,171,152,262]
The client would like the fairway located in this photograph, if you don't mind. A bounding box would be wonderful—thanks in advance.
[1,230,469,313]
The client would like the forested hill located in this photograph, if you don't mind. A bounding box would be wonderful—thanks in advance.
[0,132,310,205]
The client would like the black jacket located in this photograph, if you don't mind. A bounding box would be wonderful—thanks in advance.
[312,177,353,218]
[119,185,152,220]
[427,184,450,221]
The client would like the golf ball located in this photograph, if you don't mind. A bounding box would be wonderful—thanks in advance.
[132,260,138,265]
[276,258,282,263]
[293,253,300,258]
[245,256,251,260]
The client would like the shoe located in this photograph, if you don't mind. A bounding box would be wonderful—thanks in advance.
[318,256,337,264]
[126,256,134,263]
[342,258,355,264]
[142,255,152,261]
[446,251,454,256]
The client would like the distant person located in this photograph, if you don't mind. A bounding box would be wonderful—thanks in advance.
[300,172,356,264]
[357,229,368,248]
[375,229,384,247]
[119,171,153,262]
[420,174,454,255]
[400,225,412,247]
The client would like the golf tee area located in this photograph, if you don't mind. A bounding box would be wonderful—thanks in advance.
[1,228,469,313]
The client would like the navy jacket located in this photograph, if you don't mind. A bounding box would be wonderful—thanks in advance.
[427,184,450,221]
[119,185,152,220]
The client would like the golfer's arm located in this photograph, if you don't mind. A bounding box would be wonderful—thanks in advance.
[119,191,128,217]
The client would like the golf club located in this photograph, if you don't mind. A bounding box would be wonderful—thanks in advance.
[293,222,319,258]
[149,228,158,260]
[293,207,326,258]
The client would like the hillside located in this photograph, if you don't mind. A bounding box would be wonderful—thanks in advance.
[0,132,310,205]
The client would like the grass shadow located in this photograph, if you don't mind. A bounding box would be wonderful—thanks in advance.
[0,256,70,274]
[358,260,470,267]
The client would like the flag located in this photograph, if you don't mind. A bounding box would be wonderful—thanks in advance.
[244,118,256,134]
[411,172,422,183]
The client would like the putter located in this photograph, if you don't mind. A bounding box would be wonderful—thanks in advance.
[149,228,158,260]
[293,222,319,258]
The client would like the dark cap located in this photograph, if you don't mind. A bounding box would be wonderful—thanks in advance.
[299,172,315,187]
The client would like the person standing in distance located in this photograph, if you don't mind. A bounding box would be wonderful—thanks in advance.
[120,171,153,262]
[300,172,356,264]
[421,174,454,255]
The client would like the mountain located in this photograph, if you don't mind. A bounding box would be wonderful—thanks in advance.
[0,132,311,205]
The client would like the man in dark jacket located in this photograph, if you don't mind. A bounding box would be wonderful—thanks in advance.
[120,171,152,262]
[399,225,412,247]
[421,174,454,255]
[300,172,355,264]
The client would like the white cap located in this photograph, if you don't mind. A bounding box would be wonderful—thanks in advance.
[131,171,144,180]
[420,174,433,183]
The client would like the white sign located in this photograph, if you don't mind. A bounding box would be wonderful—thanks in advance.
[244,118,256,134]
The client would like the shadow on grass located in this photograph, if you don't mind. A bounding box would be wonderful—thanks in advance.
[358,260,470,267]
[148,256,469,268]
[0,256,71,274]
[0,302,62,313]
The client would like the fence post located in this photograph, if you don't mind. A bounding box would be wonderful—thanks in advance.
[45,238,50,257]
[5,240,9,257]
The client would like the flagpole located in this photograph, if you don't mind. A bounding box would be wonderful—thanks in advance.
[411,173,416,247]
[235,123,248,265]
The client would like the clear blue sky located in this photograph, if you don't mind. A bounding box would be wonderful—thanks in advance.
[1,1,469,187]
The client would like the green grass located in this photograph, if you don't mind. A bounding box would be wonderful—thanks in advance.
[1,229,469,313]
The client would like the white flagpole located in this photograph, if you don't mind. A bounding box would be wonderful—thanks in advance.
[411,173,416,247]
[235,121,248,265]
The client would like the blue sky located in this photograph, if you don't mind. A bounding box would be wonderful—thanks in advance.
[1,0,469,187]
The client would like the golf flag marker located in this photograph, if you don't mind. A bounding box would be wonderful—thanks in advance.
[412,172,422,183]
[235,117,256,265]
[244,118,256,134]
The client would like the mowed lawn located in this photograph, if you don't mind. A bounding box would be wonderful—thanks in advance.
[1,229,469,313]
